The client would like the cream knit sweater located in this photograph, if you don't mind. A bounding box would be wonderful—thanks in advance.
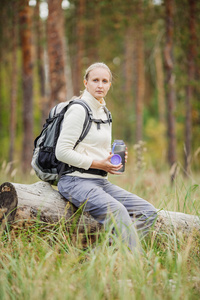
[55,90,112,178]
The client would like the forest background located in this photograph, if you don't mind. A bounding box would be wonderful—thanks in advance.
[0,0,200,182]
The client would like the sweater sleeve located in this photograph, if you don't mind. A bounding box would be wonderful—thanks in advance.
[55,104,93,169]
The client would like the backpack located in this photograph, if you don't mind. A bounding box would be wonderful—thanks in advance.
[31,99,112,185]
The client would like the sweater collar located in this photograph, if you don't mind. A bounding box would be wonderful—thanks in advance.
[81,90,106,110]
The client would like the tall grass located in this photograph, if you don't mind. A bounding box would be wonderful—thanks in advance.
[0,162,200,299]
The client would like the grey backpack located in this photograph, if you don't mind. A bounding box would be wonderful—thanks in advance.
[31,99,112,185]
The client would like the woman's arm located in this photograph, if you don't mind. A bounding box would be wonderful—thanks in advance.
[55,104,93,169]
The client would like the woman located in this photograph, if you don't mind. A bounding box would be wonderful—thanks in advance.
[55,62,157,252]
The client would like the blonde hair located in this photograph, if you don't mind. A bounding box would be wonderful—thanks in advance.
[84,62,112,82]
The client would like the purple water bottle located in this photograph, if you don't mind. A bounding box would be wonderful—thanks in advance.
[111,140,126,172]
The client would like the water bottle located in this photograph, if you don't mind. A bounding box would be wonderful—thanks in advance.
[111,140,126,172]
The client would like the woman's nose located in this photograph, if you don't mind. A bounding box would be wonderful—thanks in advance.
[98,81,103,87]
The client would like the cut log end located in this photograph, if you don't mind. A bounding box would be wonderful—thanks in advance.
[0,182,18,230]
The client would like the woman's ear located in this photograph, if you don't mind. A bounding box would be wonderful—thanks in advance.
[83,79,87,88]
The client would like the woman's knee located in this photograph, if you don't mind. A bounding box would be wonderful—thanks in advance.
[109,202,131,223]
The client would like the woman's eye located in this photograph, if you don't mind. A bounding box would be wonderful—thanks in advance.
[103,80,108,83]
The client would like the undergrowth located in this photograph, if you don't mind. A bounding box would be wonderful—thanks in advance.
[0,161,200,299]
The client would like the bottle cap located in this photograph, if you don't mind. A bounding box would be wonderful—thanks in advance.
[111,154,122,165]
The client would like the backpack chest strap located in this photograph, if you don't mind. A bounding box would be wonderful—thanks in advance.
[91,118,112,130]
[90,106,112,130]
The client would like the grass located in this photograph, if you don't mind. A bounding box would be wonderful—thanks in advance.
[0,162,200,299]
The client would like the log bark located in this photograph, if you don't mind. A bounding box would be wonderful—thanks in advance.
[0,181,199,239]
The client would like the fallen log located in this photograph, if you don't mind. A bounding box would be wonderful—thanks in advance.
[0,181,199,241]
[0,181,102,245]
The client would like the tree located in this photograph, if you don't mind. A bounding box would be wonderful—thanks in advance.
[155,44,166,124]
[19,0,34,173]
[34,0,47,124]
[9,0,18,164]
[47,0,67,107]
[135,0,145,143]
[86,0,100,64]
[73,0,85,96]
[164,0,177,181]
[123,1,134,108]
[184,0,197,175]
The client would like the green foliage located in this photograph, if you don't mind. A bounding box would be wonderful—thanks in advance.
[0,169,200,299]
[0,160,200,299]
[0,0,200,174]
[1,225,200,300]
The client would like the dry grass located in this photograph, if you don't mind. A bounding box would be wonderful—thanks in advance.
[0,161,200,299]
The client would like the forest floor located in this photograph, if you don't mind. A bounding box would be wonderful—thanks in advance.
[0,162,200,300]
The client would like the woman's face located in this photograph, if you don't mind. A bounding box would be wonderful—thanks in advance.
[84,67,111,100]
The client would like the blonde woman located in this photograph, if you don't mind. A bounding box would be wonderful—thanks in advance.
[56,62,157,252]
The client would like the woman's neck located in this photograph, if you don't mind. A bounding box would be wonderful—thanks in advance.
[97,98,104,104]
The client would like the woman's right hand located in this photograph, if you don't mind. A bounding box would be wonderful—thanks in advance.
[90,154,122,174]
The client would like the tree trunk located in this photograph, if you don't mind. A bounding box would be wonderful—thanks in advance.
[124,25,134,107]
[47,0,67,107]
[135,0,145,143]
[9,0,18,164]
[0,182,199,242]
[87,0,100,64]
[184,0,197,176]
[164,0,177,182]
[34,0,47,124]
[155,46,166,124]
[19,0,34,173]
[73,0,85,96]
[123,21,135,142]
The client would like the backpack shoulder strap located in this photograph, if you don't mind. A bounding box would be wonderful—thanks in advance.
[58,99,93,180]
[103,106,112,124]
[67,99,93,149]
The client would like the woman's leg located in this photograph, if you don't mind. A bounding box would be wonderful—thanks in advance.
[58,176,140,251]
[102,180,157,238]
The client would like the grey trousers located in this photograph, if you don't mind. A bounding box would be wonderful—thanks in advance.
[58,176,157,252]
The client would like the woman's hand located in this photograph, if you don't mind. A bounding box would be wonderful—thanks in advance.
[91,154,122,175]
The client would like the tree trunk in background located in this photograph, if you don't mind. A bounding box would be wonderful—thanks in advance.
[34,0,47,124]
[135,0,145,143]
[184,0,197,176]
[9,2,18,164]
[47,0,67,107]
[0,12,3,140]
[124,25,134,107]
[123,16,135,142]
[155,46,166,124]
[73,0,85,96]
[88,0,100,64]
[164,0,177,181]
[19,0,34,173]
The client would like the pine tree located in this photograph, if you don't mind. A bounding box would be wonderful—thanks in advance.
[47,0,67,107]
[9,0,18,164]
[19,0,34,172]
[164,0,177,181]
[184,0,197,175]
